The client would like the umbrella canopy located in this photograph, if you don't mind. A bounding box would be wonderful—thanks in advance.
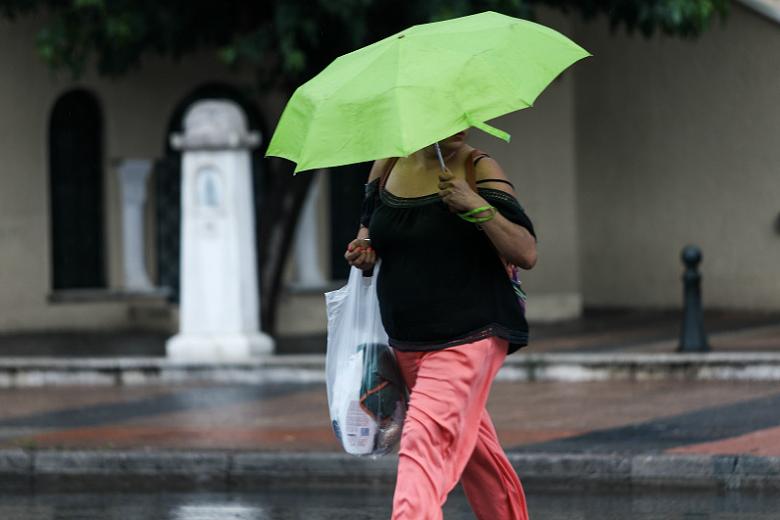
[266,11,590,173]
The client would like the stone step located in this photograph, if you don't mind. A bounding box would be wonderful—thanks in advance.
[1,352,780,386]
[1,449,778,491]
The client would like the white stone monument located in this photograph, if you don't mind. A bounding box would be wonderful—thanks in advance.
[117,159,154,291]
[166,100,274,361]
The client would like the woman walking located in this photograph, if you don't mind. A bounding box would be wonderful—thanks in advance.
[345,129,536,520]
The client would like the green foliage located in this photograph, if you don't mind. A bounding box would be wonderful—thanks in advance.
[537,0,729,37]
[0,0,729,87]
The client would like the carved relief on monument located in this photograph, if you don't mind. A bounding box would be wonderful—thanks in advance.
[194,165,225,237]
[195,165,224,210]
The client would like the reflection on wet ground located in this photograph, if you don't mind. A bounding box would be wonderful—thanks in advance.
[1,487,779,519]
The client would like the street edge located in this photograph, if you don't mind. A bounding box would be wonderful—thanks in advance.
[1,449,778,491]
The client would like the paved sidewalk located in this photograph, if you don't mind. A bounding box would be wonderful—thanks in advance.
[0,310,778,489]
[0,380,780,490]
[1,379,780,490]
[2,380,779,456]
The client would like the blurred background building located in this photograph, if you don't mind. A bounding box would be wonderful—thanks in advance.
[0,1,777,352]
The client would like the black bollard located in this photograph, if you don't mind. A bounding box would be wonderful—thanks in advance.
[677,245,709,352]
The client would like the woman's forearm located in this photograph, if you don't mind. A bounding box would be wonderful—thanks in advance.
[478,212,537,269]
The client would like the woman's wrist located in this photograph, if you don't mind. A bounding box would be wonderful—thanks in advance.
[471,207,494,219]
[458,204,497,224]
[465,196,489,214]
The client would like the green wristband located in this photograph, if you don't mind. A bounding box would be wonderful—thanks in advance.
[460,205,494,217]
[458,205,496,224]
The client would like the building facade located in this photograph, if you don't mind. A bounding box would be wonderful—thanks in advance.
[0,3,777,347]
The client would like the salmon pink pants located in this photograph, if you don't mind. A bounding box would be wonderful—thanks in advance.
[391,336,529,520]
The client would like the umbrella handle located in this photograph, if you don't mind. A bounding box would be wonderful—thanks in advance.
[434,142,447,172]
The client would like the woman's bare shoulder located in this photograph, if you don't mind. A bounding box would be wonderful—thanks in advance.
[474,154,517,195]
[367,158,390,182]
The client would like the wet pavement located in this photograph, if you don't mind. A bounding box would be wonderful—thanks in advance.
[2,379,780,456]
[0,311,779,504]
[1,487,779,519]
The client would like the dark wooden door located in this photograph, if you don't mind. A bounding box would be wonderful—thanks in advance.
[329,163,370,280]
[48,90,105,290]
[154,156,181,301]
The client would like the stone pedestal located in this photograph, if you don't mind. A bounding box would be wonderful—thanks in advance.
[166,100,274,361]
[117,159,154,291]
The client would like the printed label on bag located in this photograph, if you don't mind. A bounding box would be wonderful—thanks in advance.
[344,399,374,452]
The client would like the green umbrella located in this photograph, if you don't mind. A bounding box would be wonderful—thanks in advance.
[266,11,590,173]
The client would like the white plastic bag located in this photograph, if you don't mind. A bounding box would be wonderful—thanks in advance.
[325,263,406,457]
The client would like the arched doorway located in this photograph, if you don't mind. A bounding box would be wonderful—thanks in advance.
[48,89,106,290]
[156,83,268,302]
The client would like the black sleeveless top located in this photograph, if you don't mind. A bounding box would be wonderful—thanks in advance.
[361,156,536,354]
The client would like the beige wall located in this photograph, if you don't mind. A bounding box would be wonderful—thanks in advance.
[0,16,264,331]
[573,4,780,310]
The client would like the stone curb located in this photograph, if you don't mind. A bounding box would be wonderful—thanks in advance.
[2,352,780,386]
[1,450,779,491]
